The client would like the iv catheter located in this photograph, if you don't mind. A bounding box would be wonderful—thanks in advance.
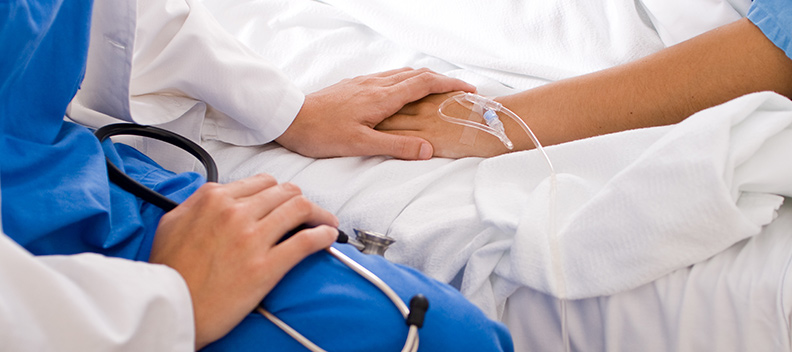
[437,92,552,167]
[94,123,428,352]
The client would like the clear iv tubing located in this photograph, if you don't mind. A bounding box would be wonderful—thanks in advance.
[438,93,570,352]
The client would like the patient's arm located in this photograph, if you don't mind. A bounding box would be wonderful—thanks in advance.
[377,18,792,158]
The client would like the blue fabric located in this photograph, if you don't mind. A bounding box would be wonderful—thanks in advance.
[0,0,204,261]
[205,244,513,352]
[748,0,792,60]
[0,1,513,351]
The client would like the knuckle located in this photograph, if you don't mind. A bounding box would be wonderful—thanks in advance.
[197,182,221,195]
[369,87,389,100]
[415,71,435,84]
[192,184,230,208]
[249,256,271,274]
[354,76,374,86]
[235,224,258,242]
[200,183,226,198]
[415,67,432,74]
[290,196,314,217]
[254,173,277,186]
[218,202,245,222]
[371,86,395,104]
[280,182,303,195]
[158,210,177,225]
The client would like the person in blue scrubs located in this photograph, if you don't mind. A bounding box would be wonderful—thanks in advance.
[0,0,513,350]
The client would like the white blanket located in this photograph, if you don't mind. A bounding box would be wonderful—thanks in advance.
[200,0,788,317]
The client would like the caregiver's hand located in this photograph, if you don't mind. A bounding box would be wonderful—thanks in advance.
[275,67,475,160]
[148,174,338,350]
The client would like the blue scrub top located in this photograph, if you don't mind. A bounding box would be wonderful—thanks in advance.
[0,0,203,261]
[748,0,792,60]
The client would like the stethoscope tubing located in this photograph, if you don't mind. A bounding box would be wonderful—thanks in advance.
[94,123,423,351]
[94,123,219,211]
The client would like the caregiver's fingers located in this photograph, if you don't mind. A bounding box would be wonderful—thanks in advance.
[221,173,279,199]
[368,66,414,78]
[257,195,339,246]
[357,129,434,160]
[264,225,338,279]
[178,174,279,210]
[376,92,463,132]
[376,111,425,131]
[386,68,476,106]
[240,182,305,221]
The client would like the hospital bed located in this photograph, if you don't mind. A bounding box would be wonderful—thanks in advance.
[194,0,792,350]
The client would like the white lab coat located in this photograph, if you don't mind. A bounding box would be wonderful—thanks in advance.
[2,0,303,349]
[69,0,305,172]
[0,230,195,351]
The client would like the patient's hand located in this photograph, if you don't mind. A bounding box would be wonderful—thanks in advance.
[149,174,338,350]
[275,68,475,160]
[376,93,525,158]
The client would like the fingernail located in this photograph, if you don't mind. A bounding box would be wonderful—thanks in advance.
[419,143,432,160]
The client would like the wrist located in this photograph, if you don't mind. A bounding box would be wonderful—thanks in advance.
[494,94,546,152]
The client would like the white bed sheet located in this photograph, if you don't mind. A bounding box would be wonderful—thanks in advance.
[504,199,792,351]
[197,0,792,350]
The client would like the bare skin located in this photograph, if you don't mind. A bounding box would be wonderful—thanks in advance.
[276,67,475,160]
[148,174,339,350]
[377,19,792,158]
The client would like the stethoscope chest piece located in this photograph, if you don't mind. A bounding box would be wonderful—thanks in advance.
[352,229,395,256]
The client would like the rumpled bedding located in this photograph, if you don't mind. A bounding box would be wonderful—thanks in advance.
[199,0,791,320]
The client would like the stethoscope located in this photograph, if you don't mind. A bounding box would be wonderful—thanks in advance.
[95,123,428,352]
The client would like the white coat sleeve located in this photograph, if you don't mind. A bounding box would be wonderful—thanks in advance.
[131,0,305,146]
[0,234,195,352]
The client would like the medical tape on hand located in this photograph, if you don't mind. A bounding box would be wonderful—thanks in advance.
[458,103,482,146]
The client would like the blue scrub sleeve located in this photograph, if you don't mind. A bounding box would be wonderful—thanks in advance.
[0,0,204,262]
[203,244,514,352]
[748,0,792,59]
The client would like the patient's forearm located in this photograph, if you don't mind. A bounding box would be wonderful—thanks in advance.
[500,18,792,150]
